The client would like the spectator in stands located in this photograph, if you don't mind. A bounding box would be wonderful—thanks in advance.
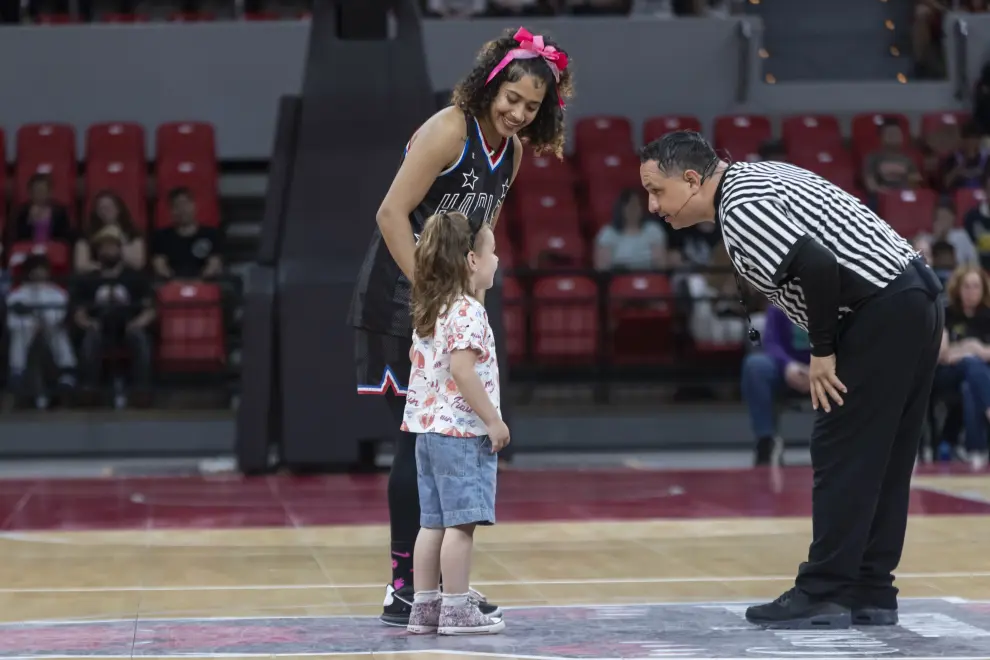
[974,64,990,134]
[962,172,990,269]
[593,189,667,270]
[664,218,720,268]
[72,226,155,405]
[862,118,923,198]
[424,0,488,17]
[917,203,979,266]
[932,240,959,285]
[740,305,811,467]
[6,254,76,407]
[913,0,946,78]
[151,187,223,280]
[12,173,72,246]
[757,140,788,163]
[684,243,748,346]
[941,122,990,190]
[75,191,145,273]
[933,265,990,470]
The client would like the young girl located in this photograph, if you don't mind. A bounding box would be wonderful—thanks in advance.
[401,211,509,636]
[347,25,571,626]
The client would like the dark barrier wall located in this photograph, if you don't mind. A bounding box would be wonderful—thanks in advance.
[274,0,437,466]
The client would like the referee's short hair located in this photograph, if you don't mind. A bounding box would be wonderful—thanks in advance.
[638,130,718,179]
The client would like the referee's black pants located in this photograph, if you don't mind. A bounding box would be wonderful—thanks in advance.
[795,260,944,609]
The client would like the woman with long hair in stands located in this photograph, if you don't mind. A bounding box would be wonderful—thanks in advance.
[934,265,990,469]
[347,27,573,627]
[75,191,145,273]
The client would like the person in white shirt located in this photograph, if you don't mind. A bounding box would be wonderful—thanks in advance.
[402,211,508,636]
[6,254,76,405]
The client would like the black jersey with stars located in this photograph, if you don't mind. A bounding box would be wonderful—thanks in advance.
[348,111,515,338]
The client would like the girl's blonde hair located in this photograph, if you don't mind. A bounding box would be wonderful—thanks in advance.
[412,211,482,337]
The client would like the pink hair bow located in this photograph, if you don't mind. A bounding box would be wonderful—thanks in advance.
[486,27,568,108]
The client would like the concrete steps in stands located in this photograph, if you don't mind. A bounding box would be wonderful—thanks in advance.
[746,0,914,81]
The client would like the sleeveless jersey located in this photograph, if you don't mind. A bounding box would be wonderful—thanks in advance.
[348,112,516,338]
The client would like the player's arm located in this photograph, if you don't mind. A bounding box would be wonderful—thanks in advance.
[490,135,523,233]
[376,108,467,283]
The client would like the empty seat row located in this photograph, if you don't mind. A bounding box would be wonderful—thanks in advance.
[572,110,970,163]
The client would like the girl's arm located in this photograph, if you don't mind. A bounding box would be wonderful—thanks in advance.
[450,350,501,427]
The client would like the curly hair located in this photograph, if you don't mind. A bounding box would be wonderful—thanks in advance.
[450,28,573,158]
[412,211,482,337]
[88,190,137,240]
[946,265,990,311]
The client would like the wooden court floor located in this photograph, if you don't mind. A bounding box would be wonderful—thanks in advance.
[1,513,989,658]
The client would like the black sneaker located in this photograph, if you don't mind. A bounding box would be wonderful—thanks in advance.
[469,587,503,619]
[379,584,503,626]
[380,584,414,627]
[852,605,898,626]
[745,587,851,629]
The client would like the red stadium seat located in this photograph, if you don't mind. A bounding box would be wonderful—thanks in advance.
[155,159,220,227]
[36,13,78,24]
[713,115,772,162]
[86,122,146,165]
[877,189,937,239]
[586,180,645,234]
[531,275,598,364]
[16,123,76,163]
[86,159,148,231]
[850,112,910,162]
[608,274,675,364]
[516,148,575,187]
[781,114,843,152]
[521,225,586,269]
[501,276,526,365]
[14,157,75,210]
[955,187,986,226]
[642,115,703,144]
[156,122,217,165]
[515,189,580,233]
[101,13,150,22]
[574,116,634,158]
[789,149,858,194]
[921,111,969,141]
[578,151,640,188]
[157,280,226,372]
[7,241,71,281]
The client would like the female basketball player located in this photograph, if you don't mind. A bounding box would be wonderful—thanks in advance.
[348,26,572,627]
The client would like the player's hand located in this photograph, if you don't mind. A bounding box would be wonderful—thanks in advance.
[488,420,511,453]
[809,354,846,413]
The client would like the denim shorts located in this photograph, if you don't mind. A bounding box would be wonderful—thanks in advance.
[415,433,498,529]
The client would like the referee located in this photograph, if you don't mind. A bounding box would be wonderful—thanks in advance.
[638,131,944,630]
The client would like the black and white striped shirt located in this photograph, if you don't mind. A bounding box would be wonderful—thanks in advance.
[715,160,917,331]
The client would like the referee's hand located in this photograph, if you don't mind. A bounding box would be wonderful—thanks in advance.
[809,354,846,413]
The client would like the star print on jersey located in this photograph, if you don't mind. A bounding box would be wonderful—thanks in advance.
[462,168,478,191]
[500,181,510,200]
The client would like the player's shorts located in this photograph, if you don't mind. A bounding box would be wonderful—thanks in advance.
[354,329,412,396]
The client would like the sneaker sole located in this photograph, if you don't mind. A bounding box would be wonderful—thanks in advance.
[407,624,438,634]
[747,611,851,630]
[439,619,506,635]
[380,614,411,627]
[853,609,898,626]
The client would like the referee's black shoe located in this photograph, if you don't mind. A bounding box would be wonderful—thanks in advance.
[380,584,503,627]
[745,587,851,629]
[852,605,898,626]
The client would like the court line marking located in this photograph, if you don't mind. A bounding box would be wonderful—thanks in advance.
[1,571,989,593]
[1,596,983,626]
[913,483,990,505]
[4,655,990,660]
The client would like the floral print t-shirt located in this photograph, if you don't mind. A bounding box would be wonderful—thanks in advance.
[401,294,501,437]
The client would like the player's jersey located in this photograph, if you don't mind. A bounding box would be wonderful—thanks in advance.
[348,111,515,338]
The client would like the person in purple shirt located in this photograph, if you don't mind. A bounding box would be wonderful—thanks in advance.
[740,305,812,466]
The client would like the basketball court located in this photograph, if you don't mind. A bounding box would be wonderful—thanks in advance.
[0,465,988,659]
